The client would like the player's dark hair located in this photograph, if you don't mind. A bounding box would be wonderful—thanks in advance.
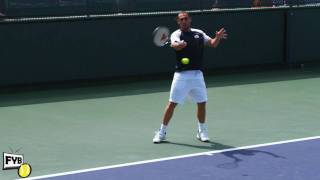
[176,11,190,21]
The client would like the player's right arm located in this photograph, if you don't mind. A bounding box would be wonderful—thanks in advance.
[171,41,187,51]
[170,30,187,51]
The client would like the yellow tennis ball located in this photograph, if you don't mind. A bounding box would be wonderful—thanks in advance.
[181,58,190,65]
[18,163,32,178]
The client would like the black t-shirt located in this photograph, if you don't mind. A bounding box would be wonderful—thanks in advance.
[170,28,210,72]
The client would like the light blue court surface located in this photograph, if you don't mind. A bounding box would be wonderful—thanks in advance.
[26,137,320,180]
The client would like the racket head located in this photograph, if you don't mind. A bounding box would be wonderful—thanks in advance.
[152,26,170,47]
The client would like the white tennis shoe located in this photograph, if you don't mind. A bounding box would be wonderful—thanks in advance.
[197,129,210,142]
[153,131,166,143]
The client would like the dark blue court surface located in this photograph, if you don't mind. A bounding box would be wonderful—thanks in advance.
[34,138,320,180]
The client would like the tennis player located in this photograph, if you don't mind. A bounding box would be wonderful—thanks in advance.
[153,11,227,143]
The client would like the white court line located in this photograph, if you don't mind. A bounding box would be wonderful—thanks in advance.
[21,136,320,180]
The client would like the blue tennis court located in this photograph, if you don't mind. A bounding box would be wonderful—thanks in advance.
[25,137,320,180]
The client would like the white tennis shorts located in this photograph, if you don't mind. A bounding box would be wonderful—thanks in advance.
[169,70,208,104]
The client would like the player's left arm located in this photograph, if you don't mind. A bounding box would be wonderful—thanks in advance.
[206,28,228,48]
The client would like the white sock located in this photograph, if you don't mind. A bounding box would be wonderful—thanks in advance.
[159,124,167,134]
[198,122,206,132]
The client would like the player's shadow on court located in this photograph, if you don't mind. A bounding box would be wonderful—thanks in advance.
[166,141,286,169]
[165,141,234,151]
[216,148,286,170]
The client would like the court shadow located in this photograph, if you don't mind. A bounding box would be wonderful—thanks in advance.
[1,63,320,107]
[0,77,172,107]
[204,63,320,89]
[217,149,286,170]
[163,140,286,170]
[163,141,234,151]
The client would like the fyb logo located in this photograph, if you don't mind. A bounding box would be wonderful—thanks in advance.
[3,152,23,169]
[3,152,32,178]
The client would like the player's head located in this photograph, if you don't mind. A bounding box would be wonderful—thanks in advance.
[176,11,191,32]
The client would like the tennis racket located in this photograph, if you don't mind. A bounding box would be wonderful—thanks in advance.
[152,26,171,47]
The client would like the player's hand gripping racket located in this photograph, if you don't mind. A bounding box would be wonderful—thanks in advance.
[152,26,171,47]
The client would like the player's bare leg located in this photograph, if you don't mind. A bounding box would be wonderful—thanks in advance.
[197,102,210,142]
[197,102,206,123]
[153,102,177,143]
[162,102,177,125]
